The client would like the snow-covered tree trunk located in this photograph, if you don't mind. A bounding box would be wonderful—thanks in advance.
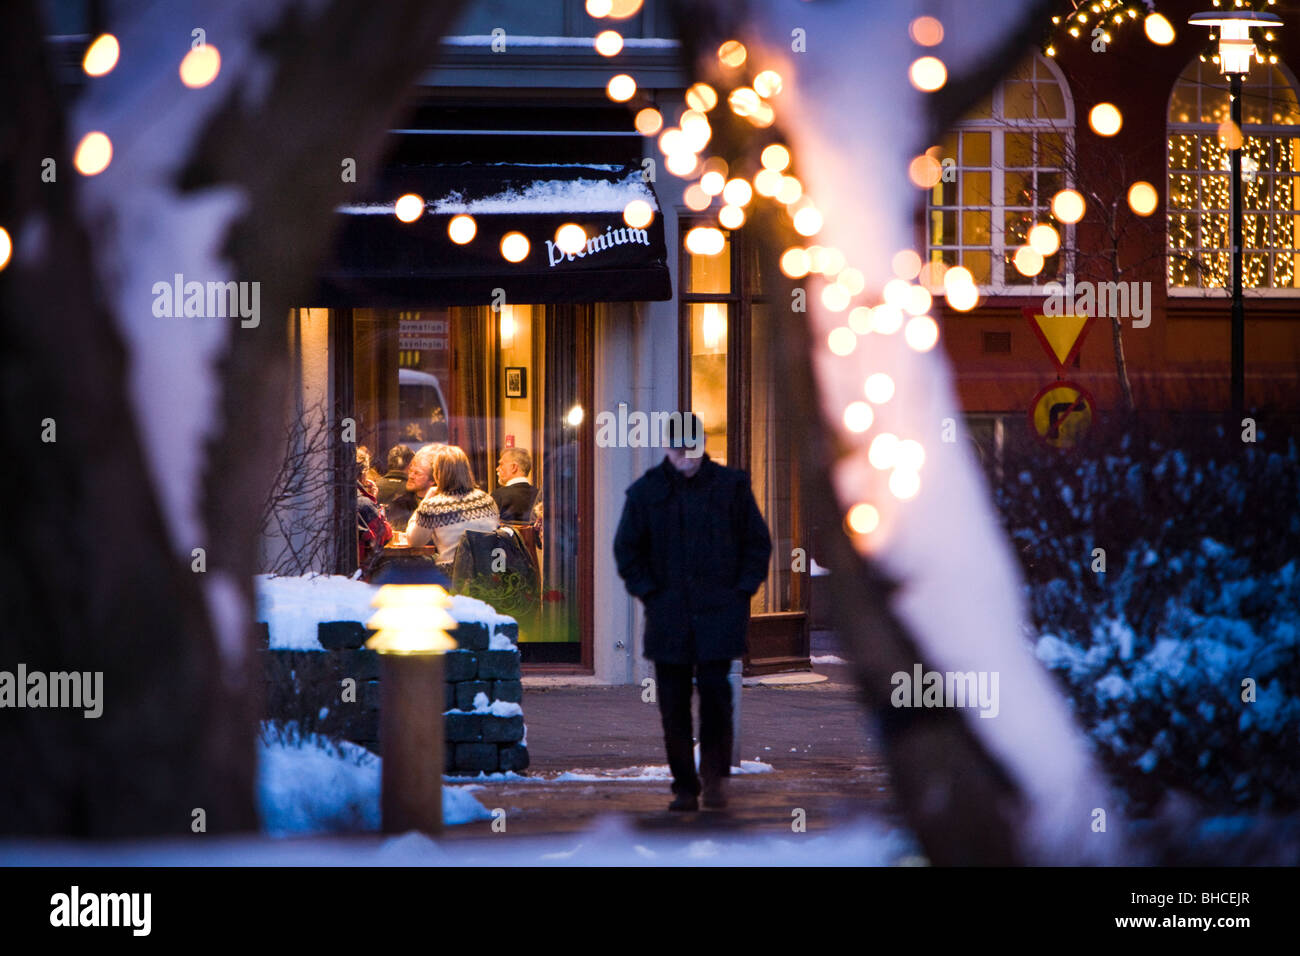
[674,0,1122,863]
[0,0,464,836]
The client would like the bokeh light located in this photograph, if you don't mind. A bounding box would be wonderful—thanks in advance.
[1051,189,1086,224]
[843,401,873,432]
[909,56,947,92]
[606,74,636,102]
[1127,181,1158,217]
[623,200,653,228]
[394,193,424,222]
[179,44,220,88]
[83,34,119,76]
[864,373,895,404]
[448,214,476,244]
[73,131,112,176]
[1088,103,1122,136]
[501,231,530,262]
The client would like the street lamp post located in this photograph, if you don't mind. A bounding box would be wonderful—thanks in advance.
[365,583,459,834]
[1189,8,1283,420]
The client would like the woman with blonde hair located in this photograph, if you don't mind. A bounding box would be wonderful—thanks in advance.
[406,445,499,566]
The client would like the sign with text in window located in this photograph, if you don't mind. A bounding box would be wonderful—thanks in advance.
[399,318,448,351]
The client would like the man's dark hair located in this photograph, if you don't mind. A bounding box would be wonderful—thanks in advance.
[387,443,415,473]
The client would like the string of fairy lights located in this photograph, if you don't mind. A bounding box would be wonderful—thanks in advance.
[1043,0,1280,66]
[0,32,223,272]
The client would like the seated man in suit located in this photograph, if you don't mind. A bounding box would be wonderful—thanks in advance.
[492,447,539,522]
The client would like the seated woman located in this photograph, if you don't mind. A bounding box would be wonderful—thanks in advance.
[405,444,499,568]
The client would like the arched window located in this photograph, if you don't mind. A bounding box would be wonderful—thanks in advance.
[927,54,1074,290]
[1167,57,1300,290]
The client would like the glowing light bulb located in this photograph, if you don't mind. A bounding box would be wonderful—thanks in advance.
[1144,12,1175,45]
[717,40,747,68]
[1013,245,1044,277]
[889,468,921,500]
[73,131,112,175]
[864,373,895,404]
[761,144,791,171]
[1127,181,1158,217]
[1051,189,1086,224]
[1089,103,1122,136]
[828,327,857,356]
[844,401,873,432]
[909,56,947,92]
[718,204,745,229]
[869,433,900,469]
[179,44,220,88]
[635,108,664,135]
[556,223,587,254]
[822,284,851,313]
[623,200,653,228]
[1028,223,1061,256]
[685,226,725,256]
[722,178,753,207]
[753,70,783,98]
[897,440,926,471]
[448,214,476,244]
[904,315,940,352]
[793,206,823,237]
[909,16,944,46]
[892,250,922,280]
[846,503,880,535]
[394,193,424,222]
[83,34,119,76]
[606,74,636,102]
[754,168,784,197]
[781,248,810,278]
[594,30,623,56]
[685,83,718,112]
[501,231,530,262]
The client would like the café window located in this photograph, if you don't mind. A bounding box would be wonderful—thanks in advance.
[927,53,1074,290]
[1167,57,1300,290]
[347,305,585,664]
[679,222,805,623]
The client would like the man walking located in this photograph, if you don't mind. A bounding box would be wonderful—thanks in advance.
[613,413,772,811]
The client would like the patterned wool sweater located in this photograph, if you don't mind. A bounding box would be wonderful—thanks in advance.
[408,488,500,564]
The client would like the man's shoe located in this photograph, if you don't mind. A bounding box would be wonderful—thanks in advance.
[668,792,699,812]
[701,779,728,810]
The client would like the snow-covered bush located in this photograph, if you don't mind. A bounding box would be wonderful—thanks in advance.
[987,417,1300,814]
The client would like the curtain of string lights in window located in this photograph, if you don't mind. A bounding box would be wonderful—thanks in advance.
[1167,58,1300,290]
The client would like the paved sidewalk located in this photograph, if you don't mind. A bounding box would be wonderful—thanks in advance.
[441,635,901,839]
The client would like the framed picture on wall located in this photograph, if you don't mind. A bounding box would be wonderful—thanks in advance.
[505,366,527,399]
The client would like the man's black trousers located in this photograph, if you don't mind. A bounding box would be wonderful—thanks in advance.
[653,659,733,796]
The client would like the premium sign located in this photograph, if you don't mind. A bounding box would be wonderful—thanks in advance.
[545,224,651,268]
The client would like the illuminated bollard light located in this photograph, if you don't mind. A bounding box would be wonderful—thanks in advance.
[365,584,458,834]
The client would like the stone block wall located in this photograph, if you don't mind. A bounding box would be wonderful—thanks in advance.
[259,617,528,774]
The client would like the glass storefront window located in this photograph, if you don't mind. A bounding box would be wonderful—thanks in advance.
[350,305,583,663]
[688,302,729,463]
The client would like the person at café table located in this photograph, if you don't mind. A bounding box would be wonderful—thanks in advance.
[492,446,539,522]
[376,443,419,533]
[405,444,499,566]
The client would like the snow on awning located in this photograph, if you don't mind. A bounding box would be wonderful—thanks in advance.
[314,164,672,307]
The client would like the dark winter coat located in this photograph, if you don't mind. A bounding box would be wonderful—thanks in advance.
[613,455,772,663]
[376,470,419,532]
[492,481,539,523]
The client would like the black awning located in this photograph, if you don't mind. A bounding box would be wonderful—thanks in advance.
[314,163,672,307]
